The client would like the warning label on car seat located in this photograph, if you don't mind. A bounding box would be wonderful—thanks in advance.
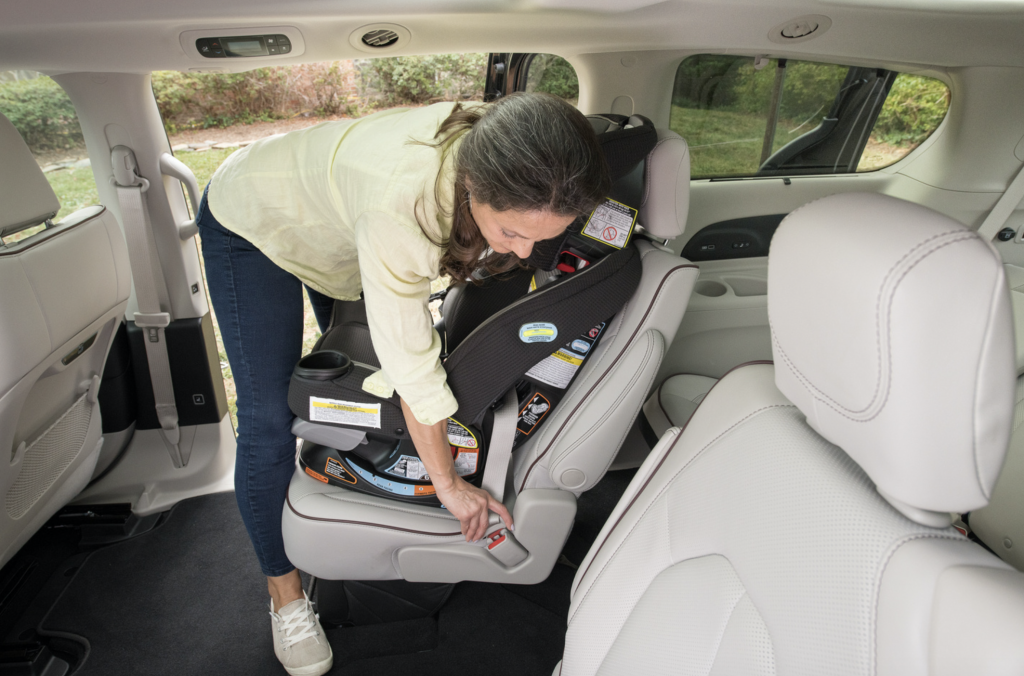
[387,454,430,481]
[447,419,478,448]
[517,393,551,436]
[453,450,479,476]
[525,323,605,389]
[525,349,583,389]
[309,397,381,428]
[581,198,637,249]
[324,457,356,484]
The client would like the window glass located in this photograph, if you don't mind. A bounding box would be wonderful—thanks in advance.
[0,71,100,242]
[669,55,950,178]
[523,54,579,106]
[859,73,950,171]
[152,56,488,429]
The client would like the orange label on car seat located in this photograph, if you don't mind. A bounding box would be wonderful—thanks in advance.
[305,467,329,483]
[414,485,437,496]
[324,457,357,484]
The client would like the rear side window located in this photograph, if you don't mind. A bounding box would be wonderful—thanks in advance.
[669,55,950,179]
[0,71,100,242]
[523,54,579,106]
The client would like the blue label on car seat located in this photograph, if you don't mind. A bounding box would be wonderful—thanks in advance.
[571,339,591,354]
[519,322,558,343]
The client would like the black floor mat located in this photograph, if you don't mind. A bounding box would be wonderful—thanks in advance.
[36,469,637,676]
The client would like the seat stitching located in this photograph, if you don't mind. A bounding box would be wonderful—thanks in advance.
[286,493,464,536]
[570,402,794,622]
[587,334,662,488]
[317,491,460,521]
[519,263,698,492]
[550,330,659,487]
[773,231,973,421]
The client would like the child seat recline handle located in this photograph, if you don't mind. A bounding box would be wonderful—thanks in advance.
[294,350,353,381]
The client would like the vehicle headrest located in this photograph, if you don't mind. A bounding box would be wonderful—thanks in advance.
[587,114,658,181]
[0,112,60,239]
[638,129,689,240]
[768,193,1015,523]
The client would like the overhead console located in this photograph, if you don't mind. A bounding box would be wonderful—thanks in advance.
[178,26,305,64]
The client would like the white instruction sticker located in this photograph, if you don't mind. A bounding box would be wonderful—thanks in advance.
[447,419,478,449]
[454,450,479,476]
[525,349,584,389]
[386,454,430,481]
[582,198,637,249]
[309,397,381,428]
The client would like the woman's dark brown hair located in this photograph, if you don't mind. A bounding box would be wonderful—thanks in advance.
[418,92,610,281]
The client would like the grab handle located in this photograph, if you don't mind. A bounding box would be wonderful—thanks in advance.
[159,153,201,240]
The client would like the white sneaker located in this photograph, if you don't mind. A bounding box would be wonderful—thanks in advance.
[270,592,334,676]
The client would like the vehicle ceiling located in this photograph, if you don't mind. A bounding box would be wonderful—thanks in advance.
[3,0,1024,74]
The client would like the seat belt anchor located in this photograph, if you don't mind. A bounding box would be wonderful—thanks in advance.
[110,145,150,192]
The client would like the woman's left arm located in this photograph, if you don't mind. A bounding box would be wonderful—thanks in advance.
[400,399,513,542]
[355,212,512,540]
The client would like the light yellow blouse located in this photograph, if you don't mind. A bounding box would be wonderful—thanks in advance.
[208,102,477,425]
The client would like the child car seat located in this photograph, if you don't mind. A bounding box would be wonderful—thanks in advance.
[289,114,657,507]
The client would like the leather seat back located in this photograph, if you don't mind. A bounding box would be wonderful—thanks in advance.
[560,193,1024,676]
[0,113,131,566]
[514,129,698,495]
[967,263,1024,569]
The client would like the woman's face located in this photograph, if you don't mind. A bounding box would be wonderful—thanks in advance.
[469,198,577,260]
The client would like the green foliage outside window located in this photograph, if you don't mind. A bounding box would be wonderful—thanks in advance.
[0,75,83,151]
[525,54,579,101]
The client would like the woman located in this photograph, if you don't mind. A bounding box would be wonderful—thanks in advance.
[196,92,609,676]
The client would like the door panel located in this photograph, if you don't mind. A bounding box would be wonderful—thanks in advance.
[658,170,1000,386]
[656,257,770,382]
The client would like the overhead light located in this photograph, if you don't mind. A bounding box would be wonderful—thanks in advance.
[768,15,832,44]
[349,23,411,53]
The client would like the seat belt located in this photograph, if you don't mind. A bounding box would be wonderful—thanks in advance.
[111,145,185,468]
[480,389,519,504]
[977,161,1024,242]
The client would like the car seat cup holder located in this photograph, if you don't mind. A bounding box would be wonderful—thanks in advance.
[293,350,352,380]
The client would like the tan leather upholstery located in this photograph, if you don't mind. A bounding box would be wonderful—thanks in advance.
[0,113,131,567]
[281,129,699,583]
[559,193,1024,676]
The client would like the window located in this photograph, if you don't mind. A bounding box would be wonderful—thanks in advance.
[0,71,100,243]
[669,55,950,179]
[523,54,579,106]
[152,56,490,429]
[859,73,951,171]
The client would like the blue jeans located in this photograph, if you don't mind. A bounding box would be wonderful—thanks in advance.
[196,186,334,577]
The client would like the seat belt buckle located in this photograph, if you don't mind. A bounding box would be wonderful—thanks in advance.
[483,528,528,567]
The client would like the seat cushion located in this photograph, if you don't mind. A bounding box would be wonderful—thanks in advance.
[642,374,717,437]
[565,363,1024,676]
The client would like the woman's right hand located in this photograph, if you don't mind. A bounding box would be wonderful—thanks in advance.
[435,474,514,542]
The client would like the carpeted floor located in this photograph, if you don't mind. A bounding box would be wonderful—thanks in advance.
[35,470,636,675]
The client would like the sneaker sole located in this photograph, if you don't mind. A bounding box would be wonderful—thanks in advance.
[284,654,333,676]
